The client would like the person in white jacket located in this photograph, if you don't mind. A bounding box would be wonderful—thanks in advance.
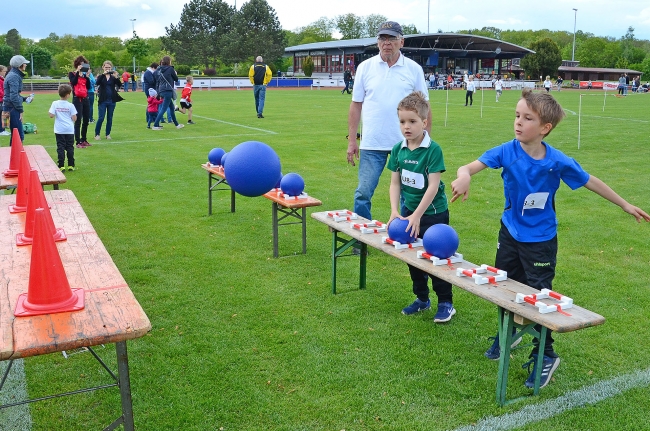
[465,75,475,106]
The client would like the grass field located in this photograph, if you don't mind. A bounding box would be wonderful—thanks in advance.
[1,86,649,431]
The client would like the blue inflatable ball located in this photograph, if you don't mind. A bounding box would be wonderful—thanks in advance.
[280,173,305,196]
[275,173,283,189]
[423,224,459,258]
[221,152,229,168]
[208,147,225,165]
[387,218,416,244]
[224,141,281,197]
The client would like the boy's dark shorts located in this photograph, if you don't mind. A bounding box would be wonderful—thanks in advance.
[180,101,192,109]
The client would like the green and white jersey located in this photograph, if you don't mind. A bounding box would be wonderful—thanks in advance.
[387,131,448,216]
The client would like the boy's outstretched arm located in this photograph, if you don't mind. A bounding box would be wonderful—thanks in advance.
[584,175,650,223]
[450,160,488,203]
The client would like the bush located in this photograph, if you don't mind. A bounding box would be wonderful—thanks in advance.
[204,68,217,76]
[175,64,191,76]
[303,56,314,77]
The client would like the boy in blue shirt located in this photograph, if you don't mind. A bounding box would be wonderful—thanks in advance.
[451,88,649,388]
[387,91,455,323]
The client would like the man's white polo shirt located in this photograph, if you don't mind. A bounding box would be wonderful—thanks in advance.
[352,52,429,151]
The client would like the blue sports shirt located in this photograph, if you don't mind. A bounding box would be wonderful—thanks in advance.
[479,139,590,242]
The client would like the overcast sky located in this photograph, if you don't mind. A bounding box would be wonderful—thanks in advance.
[3,0,649,42]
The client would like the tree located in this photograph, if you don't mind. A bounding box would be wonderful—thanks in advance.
[24,46,52,75]
[363,14,388,37]
[401,24,420,35]
[0,45,13,66]
[36,33,63,55]
[163,0,235,68]
[6,29,20,54]
[303,56,314,77]
[520,38,562,80]
[225,0,284,64]
[335,14,364,40]
[575,37,621,68]
[125,33,150,62]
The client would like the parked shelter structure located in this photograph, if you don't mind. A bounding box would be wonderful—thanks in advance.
[284,33,534,78]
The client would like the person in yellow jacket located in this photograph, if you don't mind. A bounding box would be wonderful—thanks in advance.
[248,56,272,118]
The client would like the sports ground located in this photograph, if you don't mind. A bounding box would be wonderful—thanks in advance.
[1,86,649,430]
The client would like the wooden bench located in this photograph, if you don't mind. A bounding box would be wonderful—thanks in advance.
[0,145,67,191]
[0,190,151,430]
[311,211,605,406]
[201,163,323,257]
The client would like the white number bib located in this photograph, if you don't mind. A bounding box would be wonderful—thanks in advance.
[522,192,549,215]
[401,168,425,189]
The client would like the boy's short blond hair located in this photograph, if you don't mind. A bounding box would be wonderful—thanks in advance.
[186,75,193,82]
[397,91,429,120]
[58,83,72,98]
[520,88,565,136]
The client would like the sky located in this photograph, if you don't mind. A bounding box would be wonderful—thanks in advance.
[3,0,650,42]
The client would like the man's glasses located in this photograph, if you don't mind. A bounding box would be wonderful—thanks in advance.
[377,35,400,43]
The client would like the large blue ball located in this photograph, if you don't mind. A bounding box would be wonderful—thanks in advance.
[423,224,459,258]
[280,173,305,196]
[224,141,281,197]
[208,147,225,165]
[387,218,416,244]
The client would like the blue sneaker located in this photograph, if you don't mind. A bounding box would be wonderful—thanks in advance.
[402,298,430,315]
[484,330,522,360]
[433,302,456,323]
[523,354,560,389]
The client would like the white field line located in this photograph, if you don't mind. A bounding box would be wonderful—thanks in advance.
[453,367,650,431]
[39,133,266,150]
[121,101,277,134]
[0,359,33,431]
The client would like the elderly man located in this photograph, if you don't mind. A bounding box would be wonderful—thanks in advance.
[2,55,32,146]
[248,56,272,118]
[346,21,431,221]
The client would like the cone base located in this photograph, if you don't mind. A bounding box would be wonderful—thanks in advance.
[3,169,19,177]
[16,228,67,246]
[14,288,85,317]
[9,204,28,214]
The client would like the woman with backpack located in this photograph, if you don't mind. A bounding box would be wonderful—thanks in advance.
[152,56,183,130]
[68,56,92,148]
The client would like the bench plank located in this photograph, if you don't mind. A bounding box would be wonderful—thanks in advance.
[311,211,604,333]
[0,145,67,190]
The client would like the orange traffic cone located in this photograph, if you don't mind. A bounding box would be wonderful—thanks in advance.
[16,169,66,246]
[8,150,32,213]
[14,208,85,317]
[2,128,25,177]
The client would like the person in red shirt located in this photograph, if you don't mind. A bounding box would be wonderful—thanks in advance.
[121,70,131,92]
[177,75,194,124]
[146,89,163,129]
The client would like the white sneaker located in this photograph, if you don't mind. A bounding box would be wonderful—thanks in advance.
[176,124,184,129]
[0,131,10,136]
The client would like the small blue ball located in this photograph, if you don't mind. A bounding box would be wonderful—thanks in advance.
[275,173,283,189]
[280,173,305,196]
[224,141,281,197]
[423,224,459,258]
[387,218,416,244]
[208,148,225,165]
[221,152,229,167]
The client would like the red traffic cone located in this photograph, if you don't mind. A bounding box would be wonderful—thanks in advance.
[8,150,32,213]
[14,208,85,317]
[2,128,25,177]
[16,169,66,246]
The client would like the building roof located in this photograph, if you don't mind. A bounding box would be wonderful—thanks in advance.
[558,66,642,75]
[285,33,534,59]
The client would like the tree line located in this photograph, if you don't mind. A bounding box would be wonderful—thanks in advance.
[1,0,649,79]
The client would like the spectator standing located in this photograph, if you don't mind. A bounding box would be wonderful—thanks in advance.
[248,56,272,118]
[68,56,92,148]
[342,69,352,94]
[0,65,8,136]
[94,60,123,140]
[624,73,629,95]
[131,72,137,91]
[121,70,130,92]
[88,69,96,123]
[48,84,77,171]
[465,75,475,106]
[152,56,183,130]
[346,20,430,221]
[618,74,626,95]
[2,55,33,146]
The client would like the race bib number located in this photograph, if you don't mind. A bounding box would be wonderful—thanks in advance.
[401,168,424,189]
[522,192,549,215]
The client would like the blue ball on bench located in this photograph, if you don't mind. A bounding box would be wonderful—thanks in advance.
[224,141,281,197]
[423,224,459,258]
[387,218,416,244]
[208,147,225,165]
[280,173,304,196]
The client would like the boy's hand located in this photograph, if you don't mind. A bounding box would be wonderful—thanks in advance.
[622,204,650,223]
[450,175,471,202]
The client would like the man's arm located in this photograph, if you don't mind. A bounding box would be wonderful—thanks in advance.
[347,101,362,166]
[248,66,254,85]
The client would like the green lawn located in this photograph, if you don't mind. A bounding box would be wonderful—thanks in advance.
[2,87,649,430]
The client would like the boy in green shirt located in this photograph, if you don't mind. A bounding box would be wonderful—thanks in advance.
[387,91,455,322]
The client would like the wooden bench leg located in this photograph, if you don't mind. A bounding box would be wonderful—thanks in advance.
[496,307,514,406]
[207,171,235,215]
[330,230,365,294]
